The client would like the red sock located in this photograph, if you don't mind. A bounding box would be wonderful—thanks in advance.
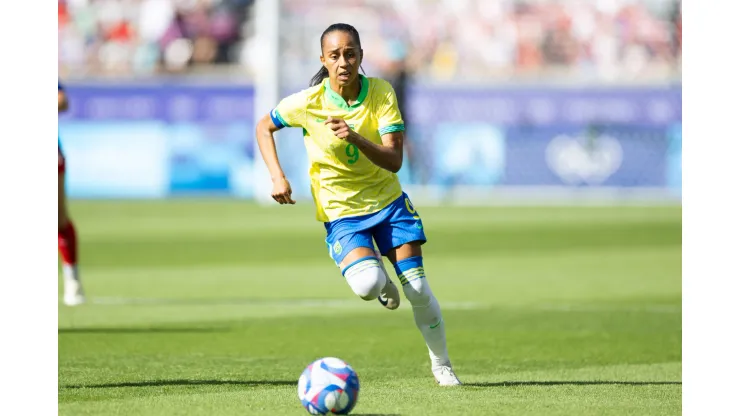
[58,222,78,265]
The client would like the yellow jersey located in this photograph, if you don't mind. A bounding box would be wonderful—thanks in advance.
[271,75,406,222]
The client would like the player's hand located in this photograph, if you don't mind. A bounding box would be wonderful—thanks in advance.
[271,177,295,205]
[325,117,356,141]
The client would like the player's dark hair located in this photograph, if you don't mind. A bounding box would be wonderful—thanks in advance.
[310,23,364,87]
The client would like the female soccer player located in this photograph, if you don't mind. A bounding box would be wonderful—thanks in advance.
[59,82,85,306]
[255,23,461,386]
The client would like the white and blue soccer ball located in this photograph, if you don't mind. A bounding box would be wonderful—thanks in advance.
[297,357,360,415]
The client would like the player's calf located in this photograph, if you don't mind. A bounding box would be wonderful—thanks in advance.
[58,219,85,306]
[394,255,460,385]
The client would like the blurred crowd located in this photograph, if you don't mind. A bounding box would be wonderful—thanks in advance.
[281,0,682,84]
[58,0,681,83]
[58,0,255,76]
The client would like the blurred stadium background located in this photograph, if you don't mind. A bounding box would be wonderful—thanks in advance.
[58,0,682,204]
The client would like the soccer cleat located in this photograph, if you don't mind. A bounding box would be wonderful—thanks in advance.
[433,364,462,386]
[374,250,400,310]
[378,274,401,310]
[63,279,86,306]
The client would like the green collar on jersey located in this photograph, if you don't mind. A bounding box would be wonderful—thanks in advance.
[323,74,369,111]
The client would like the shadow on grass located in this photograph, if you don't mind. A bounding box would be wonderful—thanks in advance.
[466,381,681,387]
[61,379,294,389]
[58,327,229,334]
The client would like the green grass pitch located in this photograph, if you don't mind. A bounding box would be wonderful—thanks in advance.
[58,200,681,415]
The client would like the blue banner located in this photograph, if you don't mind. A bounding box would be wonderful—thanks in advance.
[502,125,669,187]
[62,83,254,122]
[666,124,682,195]
[59,83,254,198]
[60,122,169,198]
[407,85,681,126]
[428,123,506,186]
[59,82,681,198]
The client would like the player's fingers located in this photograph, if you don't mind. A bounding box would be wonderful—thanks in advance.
[275,185,292,204]
[274,189,289,203]
[277,190,294,205]
[325,117,343,126]
[326,121,342,131]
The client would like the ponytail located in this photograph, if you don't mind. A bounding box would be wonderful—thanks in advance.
[310,67,329,87]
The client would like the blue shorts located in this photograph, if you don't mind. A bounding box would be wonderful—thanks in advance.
[324,192,427,265]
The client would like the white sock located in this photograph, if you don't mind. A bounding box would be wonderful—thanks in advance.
[63,264,80,284]
[400,274,451,368]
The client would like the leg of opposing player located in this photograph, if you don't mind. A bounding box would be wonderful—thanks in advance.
[58,158,85,306]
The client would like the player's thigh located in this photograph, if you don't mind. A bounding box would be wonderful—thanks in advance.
[385,241,423,264]
[374,195,426,263]
[339,246,377,270]
[326,231,376,270]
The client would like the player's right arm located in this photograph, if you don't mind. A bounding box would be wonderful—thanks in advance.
[256,114,295,204]
[255,91,307,205]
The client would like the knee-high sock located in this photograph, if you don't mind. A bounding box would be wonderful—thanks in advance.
[394,256,450,367]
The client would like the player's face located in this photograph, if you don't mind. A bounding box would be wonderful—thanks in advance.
[320,31,362,87]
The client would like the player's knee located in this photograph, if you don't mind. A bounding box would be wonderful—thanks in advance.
[402,277,432,307]
[393,256,432,306]
[342,257,386,300]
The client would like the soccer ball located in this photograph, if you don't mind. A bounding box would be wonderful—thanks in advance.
[297,357,360,415]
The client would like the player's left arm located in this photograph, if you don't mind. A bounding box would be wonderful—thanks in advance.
[58,83,69,113]
[324,82,405,173]
[326,117,403,173]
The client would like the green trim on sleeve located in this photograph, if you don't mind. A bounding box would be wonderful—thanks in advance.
[378,123,405,136]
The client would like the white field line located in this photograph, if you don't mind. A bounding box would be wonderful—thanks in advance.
[66,297,680,314]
